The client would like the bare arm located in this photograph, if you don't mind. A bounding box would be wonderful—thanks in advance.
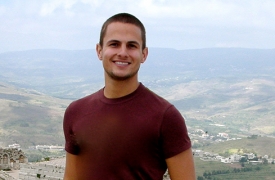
[165,148,196,180]
[63,152,79,180]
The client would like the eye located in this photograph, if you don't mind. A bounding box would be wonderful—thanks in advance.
[109,43,118,47]
[128,44,137,49]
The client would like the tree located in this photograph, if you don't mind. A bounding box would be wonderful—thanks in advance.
[203,172,208,178]
[197,176,204,180]
[203,171,211,178]
[239,157,247,163]
[263,158,268,165]
[44,157,50,161]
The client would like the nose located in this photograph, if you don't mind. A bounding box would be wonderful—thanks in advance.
[117,45,128,58]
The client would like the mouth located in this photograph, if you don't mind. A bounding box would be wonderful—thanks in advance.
[114,61,130,66]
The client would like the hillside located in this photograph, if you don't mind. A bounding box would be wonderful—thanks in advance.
[0,82,71,147]
[165,77,275,136]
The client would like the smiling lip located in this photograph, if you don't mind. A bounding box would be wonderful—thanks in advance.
[114,61,130,65]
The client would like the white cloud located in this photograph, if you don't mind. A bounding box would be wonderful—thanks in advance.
[138,0,275,29]
[39,0,102,17]
[0,0,275,52]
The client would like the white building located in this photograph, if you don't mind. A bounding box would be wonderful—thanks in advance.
[217,133,229,139]
[8,144,21,149]
[229,154,242,162]
[35,145,64,152]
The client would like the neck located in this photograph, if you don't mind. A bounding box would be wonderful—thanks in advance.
[104,77,140,99]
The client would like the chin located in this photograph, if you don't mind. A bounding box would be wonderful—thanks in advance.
[107,72,137,81]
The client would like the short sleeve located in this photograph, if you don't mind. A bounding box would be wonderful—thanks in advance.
[63,103,80,155]
[160,105,191,159]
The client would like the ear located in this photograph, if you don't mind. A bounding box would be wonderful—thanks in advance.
[96,44,103,60]
[141,47,148,63]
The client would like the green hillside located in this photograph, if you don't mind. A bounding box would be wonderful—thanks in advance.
[167,77,275,136]
[0,82,71,148]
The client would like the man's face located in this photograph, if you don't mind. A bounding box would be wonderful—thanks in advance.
[96,22,148,81]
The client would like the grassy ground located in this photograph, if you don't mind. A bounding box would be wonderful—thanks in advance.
[195,158,230,177]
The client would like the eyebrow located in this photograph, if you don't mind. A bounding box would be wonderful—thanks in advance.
[107,40,140,46]
[128,41,140,46]
[107,40,120,44]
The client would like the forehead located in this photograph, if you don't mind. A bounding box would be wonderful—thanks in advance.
[103,22,142,43]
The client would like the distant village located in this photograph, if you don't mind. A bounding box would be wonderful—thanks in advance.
[189,128,274,165]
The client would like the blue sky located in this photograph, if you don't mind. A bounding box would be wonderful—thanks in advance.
[0,0,275,53]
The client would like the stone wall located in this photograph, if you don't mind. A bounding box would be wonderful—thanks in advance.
[0,148,27,170]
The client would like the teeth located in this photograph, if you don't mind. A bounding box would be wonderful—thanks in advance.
[115,62,128,65]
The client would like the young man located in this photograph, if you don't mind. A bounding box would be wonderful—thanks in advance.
[63,13,195,179]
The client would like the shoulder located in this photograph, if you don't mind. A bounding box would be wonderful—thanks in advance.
[140,84,172,107]
[65,89,102,117]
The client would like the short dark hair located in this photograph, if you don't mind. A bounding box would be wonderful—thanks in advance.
[99,13,146,50]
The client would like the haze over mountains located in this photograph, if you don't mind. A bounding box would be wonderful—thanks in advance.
[1,48,274,99]
[0,48,274,147]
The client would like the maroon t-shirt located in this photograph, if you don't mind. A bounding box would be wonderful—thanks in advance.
[63,83,191,179]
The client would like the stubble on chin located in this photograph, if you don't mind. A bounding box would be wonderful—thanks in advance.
[105,69,139,81]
